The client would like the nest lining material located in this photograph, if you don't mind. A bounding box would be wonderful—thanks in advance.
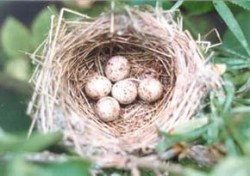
[27,7,220,159]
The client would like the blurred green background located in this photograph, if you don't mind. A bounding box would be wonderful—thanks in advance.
[0,1,250,176]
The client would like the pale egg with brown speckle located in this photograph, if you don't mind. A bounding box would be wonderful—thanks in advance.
[112,79,137,105]
[85,75,112,100]
[95,96,120,122]
[138,78,163,103]
[105,56,130,82]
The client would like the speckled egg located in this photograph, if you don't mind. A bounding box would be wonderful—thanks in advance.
[95,96,120,122]
[85,75,112,100]
[138,78,163,103]
[105,56,130,82]
[112,79,137,105]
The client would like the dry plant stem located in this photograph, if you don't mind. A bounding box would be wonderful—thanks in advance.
[27,6,221,168]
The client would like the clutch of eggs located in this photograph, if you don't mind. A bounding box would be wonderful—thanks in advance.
[84,55,164,122]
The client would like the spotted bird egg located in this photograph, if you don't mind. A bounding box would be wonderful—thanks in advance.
[105,56,130,82]
[95,96,120,122]
[138,78,163,103]
[112,79,137,105]
[85,75,112,100]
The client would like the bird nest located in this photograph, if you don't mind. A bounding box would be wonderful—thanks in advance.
[27,7,220,167]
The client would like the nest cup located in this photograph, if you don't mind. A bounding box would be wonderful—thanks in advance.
[28,7,220,165]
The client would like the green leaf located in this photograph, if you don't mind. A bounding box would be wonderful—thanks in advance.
[32,7,57,47]
[223,80,235,112]
[237,77,250,94]
[6,158,91,176]
[234,98,250,105]
[221,11,250,58]
[1,17,32,59]
[7,159,46,176]
[229,0,250,11]
[43,159,91,176]
[129,0,156,6]
[224,71,250,87]
[17,132,63,152]
[213,1,250,56]
[0,132,62,153]
[244,141,250,156]
[214,57,250,70]
[172,117,209,135]
[211,157,250,176]
[4,58,31,81]
[156,125,209,152]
